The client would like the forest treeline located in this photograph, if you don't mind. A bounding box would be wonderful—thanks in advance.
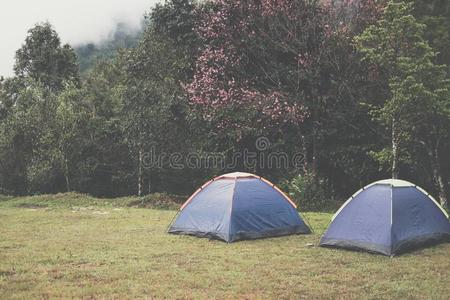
[0,0,449,210]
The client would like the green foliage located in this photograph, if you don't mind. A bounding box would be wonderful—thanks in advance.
[14,22,79,91]
[120,0,202,196]
[355,0,450,205]
[77,60,135,196]
[413,0,450,65]
[282,173,332,211]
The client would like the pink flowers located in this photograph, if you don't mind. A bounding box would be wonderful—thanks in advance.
[261,91,308,125]
[297,53,312,67]
[185,0,315,131]
[186,0,381,132]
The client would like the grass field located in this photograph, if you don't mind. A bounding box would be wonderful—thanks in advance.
[0,194,449,299]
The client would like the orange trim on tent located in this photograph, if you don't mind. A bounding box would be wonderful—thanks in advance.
[178,173,297,211]
[179,175,238,211]
[259,177,298,209]
[179,179,214,211]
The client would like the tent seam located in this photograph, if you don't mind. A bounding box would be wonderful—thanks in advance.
[227,176,237,243]
[390,184,394,256]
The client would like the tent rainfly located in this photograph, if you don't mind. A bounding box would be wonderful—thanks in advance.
[168,172,311,242]
[320,179,450,256]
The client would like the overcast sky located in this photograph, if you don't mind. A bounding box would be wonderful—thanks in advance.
[0,0,159,77]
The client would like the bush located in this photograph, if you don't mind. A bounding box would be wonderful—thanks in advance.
[0,194,12,202]
[282,173,331,211]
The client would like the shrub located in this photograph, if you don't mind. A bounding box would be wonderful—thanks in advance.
[283,173,331,211]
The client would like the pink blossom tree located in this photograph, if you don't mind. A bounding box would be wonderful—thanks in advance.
[186,0,384,174]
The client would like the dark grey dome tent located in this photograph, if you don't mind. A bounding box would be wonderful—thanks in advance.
[320,179,450,256]
[168,172,311,242]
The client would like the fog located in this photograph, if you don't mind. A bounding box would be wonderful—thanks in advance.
[0,0,159,77]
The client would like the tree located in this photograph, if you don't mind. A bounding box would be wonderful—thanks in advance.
[413,0,450,66]
[25,85,80,192]
[0,78,34,194]
[122,0,198,196]
[186,0,326,178]
[0,23,82,194]
[14,22,79,92]
[355,1,450,207]
[79,60,135,196]
[185,0,383,186]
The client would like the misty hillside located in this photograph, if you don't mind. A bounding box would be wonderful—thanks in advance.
[75,22,143,74]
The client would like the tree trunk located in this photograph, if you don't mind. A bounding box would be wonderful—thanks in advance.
[312,127,318,177]
[311,96,319,177]
[421,138,449,209]
[432,145,448,209]
[391,116,399,179]
[148,177,152,195]
[64,157,70,192]
[301,134,308,173]
[435,169,448,209]
[138,149,143,197]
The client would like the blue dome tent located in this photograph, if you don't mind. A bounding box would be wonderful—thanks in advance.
[168,172,311,242]
[320,179,450,256]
